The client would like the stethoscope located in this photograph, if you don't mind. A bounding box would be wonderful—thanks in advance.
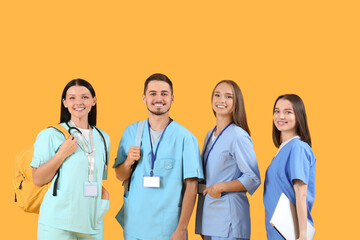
[65,121,108,167]
[65,121,83,136]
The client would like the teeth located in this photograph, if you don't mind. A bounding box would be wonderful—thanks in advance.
[217,105,226,109]
[154,104,163,107]
[75,108,84,111]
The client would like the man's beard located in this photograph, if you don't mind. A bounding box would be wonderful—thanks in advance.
[147,106,171,116]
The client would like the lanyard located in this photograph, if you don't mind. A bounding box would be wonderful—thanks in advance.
[148,118,173,176]
[69,121,95,183]
[203,121,233,167]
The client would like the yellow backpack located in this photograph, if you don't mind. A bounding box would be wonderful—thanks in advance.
[13,124,70,214]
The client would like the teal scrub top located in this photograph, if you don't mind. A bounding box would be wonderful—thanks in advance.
[113,120,204,240]
[30,123,110,234]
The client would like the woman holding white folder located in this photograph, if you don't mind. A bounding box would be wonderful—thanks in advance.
[263,94,316,240]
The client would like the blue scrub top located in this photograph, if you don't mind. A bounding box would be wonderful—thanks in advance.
[263,137,316,240]
[195,124,261,239]
[113,120,204,240]
[30,123,110,234]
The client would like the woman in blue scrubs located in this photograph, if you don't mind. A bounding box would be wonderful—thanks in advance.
[263,94,316,240]
[31,79,110,240]
[196,80,261,240]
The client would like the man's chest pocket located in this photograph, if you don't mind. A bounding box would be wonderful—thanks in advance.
[154,159,179,178]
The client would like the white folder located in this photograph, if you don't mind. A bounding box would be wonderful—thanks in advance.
[270,193,315,240]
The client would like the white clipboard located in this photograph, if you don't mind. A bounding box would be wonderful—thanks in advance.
[270,193,315,240]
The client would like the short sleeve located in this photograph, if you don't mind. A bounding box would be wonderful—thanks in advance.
[288,143,312,185]
[232,131,261,195]
[182,134,204,181]
[113,126,133,168]
[30,128,64,168]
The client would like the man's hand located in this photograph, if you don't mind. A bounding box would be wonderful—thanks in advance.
[170,228,186,240]
[125,146,141,166]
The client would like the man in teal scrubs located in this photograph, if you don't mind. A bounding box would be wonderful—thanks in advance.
[114,73,204,240]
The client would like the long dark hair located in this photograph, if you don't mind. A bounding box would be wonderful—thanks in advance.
[60,79,97,126]
[212,80,251,136]
[272,94,311,148]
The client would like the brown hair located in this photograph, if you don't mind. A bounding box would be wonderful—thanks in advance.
[144,73,173,95]
[212,80,251,136]
[272,94,312,148]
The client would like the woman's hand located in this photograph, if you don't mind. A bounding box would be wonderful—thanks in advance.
[101,186,109,200]
[203,183,223,198]
[32,135,78,187]
[294,179,308,240]
[57,134,78,160]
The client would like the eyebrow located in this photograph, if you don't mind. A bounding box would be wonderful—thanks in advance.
[148,90,170,93]
[214,90,233,95]
[67,93,91,96]
[274,107,293,110]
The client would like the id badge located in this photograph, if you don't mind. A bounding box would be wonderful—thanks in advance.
[84,182,98,197]
[198,183,207,194]
[143,176,160,188]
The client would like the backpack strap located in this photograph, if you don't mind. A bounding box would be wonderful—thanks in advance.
[49,124,71,196]
[135,120,146,147]
[52,124,71,139]
[127,120,146,191]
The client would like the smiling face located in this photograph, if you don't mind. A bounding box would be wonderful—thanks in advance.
[273,98,297,137]
[62,85,96,124]
[212,82,234,117]
[143,80,173,116]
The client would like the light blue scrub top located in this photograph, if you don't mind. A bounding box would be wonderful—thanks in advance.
[30,123,110,234]
[113,120,204,240]
[263,137,316,240]
[195,124,261,239]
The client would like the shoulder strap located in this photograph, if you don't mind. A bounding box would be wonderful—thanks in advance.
[51,124,70,139]
[135,120,146,147]
[127,120,146,191]
[48,124,71,197]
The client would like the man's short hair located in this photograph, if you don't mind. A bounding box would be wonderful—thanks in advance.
[144,73,173,95]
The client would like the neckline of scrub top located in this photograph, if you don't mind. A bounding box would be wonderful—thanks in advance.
[69,120,96,183]
[148,118,173,176]
[203,121,233,167]
[276,136,300,155]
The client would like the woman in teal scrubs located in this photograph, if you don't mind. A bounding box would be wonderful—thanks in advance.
[31,79,110,240]
[263,94,316,240]
[195,80,261,240]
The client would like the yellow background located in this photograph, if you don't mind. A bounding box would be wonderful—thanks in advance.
[1,1,359,239]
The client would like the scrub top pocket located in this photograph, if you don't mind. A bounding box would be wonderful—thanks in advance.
[39,189,72,227]
[202,194,231,237]
[155,159,178,180]
[96,199,109,225]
